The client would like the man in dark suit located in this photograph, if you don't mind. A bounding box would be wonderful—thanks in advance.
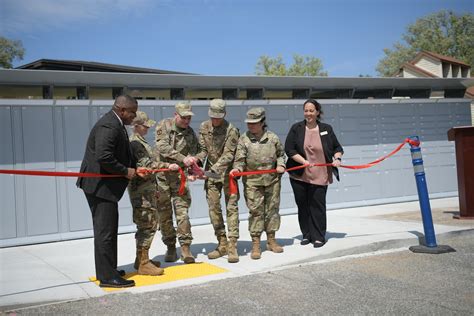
[77,94,138,288]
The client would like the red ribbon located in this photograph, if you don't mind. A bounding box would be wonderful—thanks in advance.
[229,138,417,195]
[0,138,420,197]
[137,167,186,195]
[0,169,122,178]
[0,167,187,196]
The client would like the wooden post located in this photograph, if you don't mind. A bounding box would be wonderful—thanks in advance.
[448,126,474,219]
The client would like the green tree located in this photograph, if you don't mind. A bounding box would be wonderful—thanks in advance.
[376,10,474,77]
[255,55,287,76]
[255,54,328,76]
[0,37,25,69]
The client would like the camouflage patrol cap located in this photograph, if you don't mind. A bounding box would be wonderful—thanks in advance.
[209,99,226,118]
[132,111,156,128]
[175,102,194,116]
[245,107,265,123]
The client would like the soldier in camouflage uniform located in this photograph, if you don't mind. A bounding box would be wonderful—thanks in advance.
[196,99,240,263]
[128,111,179,275]
[230,107,286,260]
[155,102,200,264]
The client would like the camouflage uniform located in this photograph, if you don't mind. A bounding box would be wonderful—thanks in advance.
[128,133,169,248]
[155,117,199,247]
[196,119,240,239]
[233,129,286,237]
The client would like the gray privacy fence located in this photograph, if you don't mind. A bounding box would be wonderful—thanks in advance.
[0,98,471,247]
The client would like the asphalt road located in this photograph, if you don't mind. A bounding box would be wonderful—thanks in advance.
[7,230,474,315]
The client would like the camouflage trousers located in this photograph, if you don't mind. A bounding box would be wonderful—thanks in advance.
[243,180,281,237]
[156,173,193,247]
[129,189,159,249]
[205,177,240,239]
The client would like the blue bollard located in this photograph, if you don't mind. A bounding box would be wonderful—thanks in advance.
[408,136,455,254]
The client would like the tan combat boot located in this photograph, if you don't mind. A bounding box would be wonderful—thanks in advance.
[251,236,261,260]
[134,247,142,270]
[227,237,239,263]
[134,248,161,270]
[164,244,178,262]
[137,247,164,276]
[180,244,195,264]
[266,232,284,253]
[207,235,228,259]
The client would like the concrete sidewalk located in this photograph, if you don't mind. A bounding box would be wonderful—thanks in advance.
[1,197,473,311]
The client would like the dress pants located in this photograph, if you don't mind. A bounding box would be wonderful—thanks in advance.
[85,193,120,281]
[290,178,328,243]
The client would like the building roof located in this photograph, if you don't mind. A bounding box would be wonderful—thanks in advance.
[16,59,193,75]
[396,62,437,78]
[412,51,471,67]
[1,68,472,92]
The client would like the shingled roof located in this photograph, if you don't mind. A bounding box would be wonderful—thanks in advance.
[16,59,194,75]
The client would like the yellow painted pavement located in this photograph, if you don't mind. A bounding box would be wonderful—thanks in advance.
[89,262,228,292]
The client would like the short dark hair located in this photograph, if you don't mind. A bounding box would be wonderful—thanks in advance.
[303,99,323,120]
[114,94,137,109]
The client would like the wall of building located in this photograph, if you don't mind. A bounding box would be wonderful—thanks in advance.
[0,98,471,247]
[415,55,442,77]
[0,86,43,99]
[403,68,423,78]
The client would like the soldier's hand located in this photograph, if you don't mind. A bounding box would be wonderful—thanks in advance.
[183,156,197,167]
[126,168,136,180]
[187,175,197,182]
[168,163,180,171]
[136,167,149,178]
[276,166,285,174]
[230,169,239,176]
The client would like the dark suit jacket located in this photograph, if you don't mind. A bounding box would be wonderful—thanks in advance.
[284,120,344,181]
[76,110,135,202]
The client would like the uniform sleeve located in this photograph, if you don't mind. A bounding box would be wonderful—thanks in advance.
[130,141,154,168]
[275,137,286,168]
[189,129,201,157]
[95,125,128,175]
[232,135,247,172]
[150,145,170,169]
[155,120,187,163]
[196,123,208,164]
[211,127,240,174]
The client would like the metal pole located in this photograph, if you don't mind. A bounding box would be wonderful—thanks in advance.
[408,136,455,254]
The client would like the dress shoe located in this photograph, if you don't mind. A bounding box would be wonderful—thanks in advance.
[117,270,126,277]
[99,277,135,288]
[300,239,311,245]
[313,241,325,248]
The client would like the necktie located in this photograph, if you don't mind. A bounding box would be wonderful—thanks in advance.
[122,125,129,138]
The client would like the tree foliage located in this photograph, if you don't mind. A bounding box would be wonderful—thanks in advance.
[255,54,328,76]
[376,10,474,77]
[0,36,25,69]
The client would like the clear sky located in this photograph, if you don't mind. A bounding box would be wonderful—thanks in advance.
[1,0,472,77]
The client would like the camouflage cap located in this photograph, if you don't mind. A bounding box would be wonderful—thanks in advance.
[245,107,265,123]
[208,99,226,118]
[175,102,194,116]
[132,111,156,128]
